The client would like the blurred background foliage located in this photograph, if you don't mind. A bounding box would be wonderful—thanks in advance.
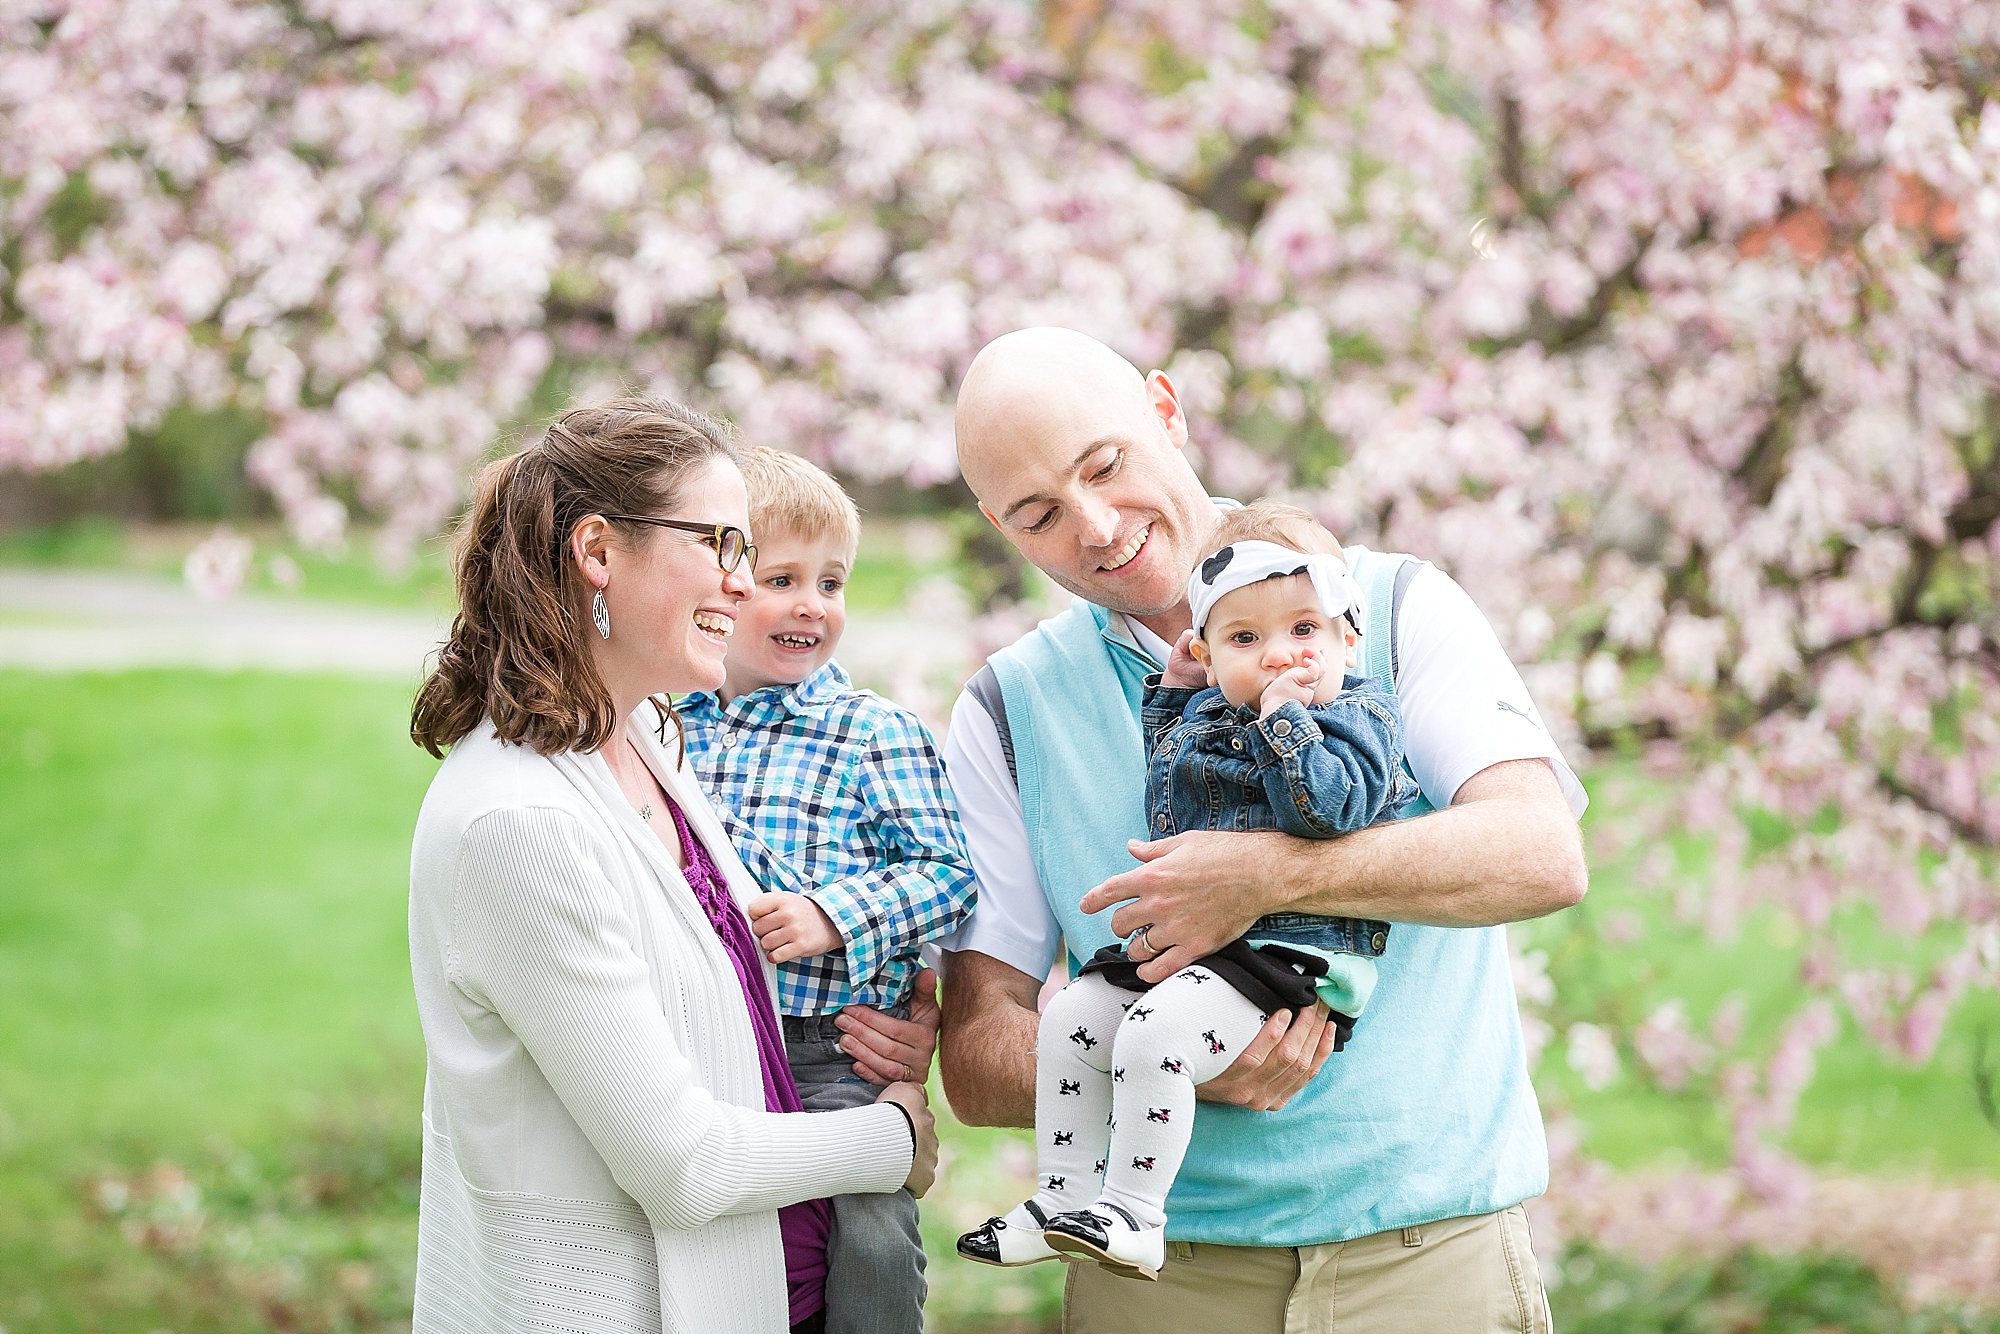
[5,0,2000,1327]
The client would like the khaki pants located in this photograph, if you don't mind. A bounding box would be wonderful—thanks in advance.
[1062,1205,1553,1334]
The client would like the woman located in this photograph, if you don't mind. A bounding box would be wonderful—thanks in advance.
[407,397,937,1334]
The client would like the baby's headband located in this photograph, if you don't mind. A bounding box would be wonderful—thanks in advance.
[1186,540,1364,640]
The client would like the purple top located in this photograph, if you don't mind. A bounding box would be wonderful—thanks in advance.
[664,797,831,1328]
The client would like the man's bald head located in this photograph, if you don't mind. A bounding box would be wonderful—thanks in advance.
[955,328,1153,496]
[950,327,1217,623]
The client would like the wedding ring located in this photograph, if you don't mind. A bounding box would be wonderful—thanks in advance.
[1130,924,1158,959]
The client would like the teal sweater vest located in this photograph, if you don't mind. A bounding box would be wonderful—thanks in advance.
[985,547,1548,1245]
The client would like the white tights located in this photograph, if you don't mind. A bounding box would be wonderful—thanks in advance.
[1025,968,1267,1230]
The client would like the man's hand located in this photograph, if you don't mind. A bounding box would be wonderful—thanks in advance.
[1162,629,1208,689]
[746,891,843,964]
[837,967,941,1085]
[1079,830,1288,982]
[1195,1004,1339,1111]
[1258,647,1322,716]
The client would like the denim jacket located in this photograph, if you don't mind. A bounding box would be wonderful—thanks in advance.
[1142,672,1416,955]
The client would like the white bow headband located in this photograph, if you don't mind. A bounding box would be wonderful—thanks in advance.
[1186,540,1364,640]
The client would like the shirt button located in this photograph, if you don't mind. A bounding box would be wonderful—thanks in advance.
[1155,813,1169,831]
[1230,737,1243,751]
[1371,930,1388,952]
[1271,719,1293,738]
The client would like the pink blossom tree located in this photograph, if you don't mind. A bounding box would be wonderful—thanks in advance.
[5,0,1996,1265]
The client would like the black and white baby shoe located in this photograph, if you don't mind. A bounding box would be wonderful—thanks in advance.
[1041,1201,1164,1281]
[956,1198,1063,1267]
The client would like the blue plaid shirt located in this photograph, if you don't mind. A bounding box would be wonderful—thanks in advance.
[680,662,977,1016]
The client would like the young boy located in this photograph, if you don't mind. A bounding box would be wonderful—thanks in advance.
[680,446,977,1334]
[956,501,1415,1281]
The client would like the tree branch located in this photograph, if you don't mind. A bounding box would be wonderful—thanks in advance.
[1507,232,1656,356]
[1495,91,1541,218]
[1190,46,1325,234]
[1878,767,1991,846]
[1057,0,1114,89]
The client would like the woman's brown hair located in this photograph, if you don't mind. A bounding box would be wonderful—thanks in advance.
[411,396,738,758]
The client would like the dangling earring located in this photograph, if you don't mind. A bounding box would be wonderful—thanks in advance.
[592,588,611,640]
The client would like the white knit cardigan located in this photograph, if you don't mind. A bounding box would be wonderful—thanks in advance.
[407,708,913,1333]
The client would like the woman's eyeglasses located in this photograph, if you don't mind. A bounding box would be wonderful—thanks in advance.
[601,515,756,574]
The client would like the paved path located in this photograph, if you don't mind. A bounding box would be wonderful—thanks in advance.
[0,568,450,678]
[0,567,921,681]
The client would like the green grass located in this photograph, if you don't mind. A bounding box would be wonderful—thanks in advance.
[1550,1246,2000,1333]
[0,516,132,567]
[0,668,1993,1330]
[1520,769,2000,1178]
[0,608,87,628]
[0,669,435,1331]
[0,671,427,1148]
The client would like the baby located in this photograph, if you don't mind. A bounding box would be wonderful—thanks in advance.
[957,501,1414,1280]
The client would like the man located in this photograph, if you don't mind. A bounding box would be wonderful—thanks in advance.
[938,327,1587,1332]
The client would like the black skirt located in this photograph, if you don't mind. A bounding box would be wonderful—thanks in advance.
[1076,938,1358,1050]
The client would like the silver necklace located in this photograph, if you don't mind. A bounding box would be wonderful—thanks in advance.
[620,738,656,823]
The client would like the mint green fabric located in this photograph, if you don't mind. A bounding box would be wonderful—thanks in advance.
[1237,937,1372,1014]
[983,547,1549,1246]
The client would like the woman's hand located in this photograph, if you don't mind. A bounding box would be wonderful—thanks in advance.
[876,1082,939,1197]
[836,967,940,1085]
[745,891,843,964]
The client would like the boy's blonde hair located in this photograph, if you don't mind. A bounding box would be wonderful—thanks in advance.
[736,445,861,558]
[1207,500,1344,561]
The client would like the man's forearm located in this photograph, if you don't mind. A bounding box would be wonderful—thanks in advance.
[937,949,1040,1128]
[1274,760,1586,927]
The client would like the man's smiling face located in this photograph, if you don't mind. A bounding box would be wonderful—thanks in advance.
[955,329,1218,619]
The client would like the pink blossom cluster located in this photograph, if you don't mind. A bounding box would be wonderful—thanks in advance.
[1537,1151,2000,1310]
[5,0,1997,1220]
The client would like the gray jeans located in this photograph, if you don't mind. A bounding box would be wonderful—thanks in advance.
[783,1010,926,1334]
